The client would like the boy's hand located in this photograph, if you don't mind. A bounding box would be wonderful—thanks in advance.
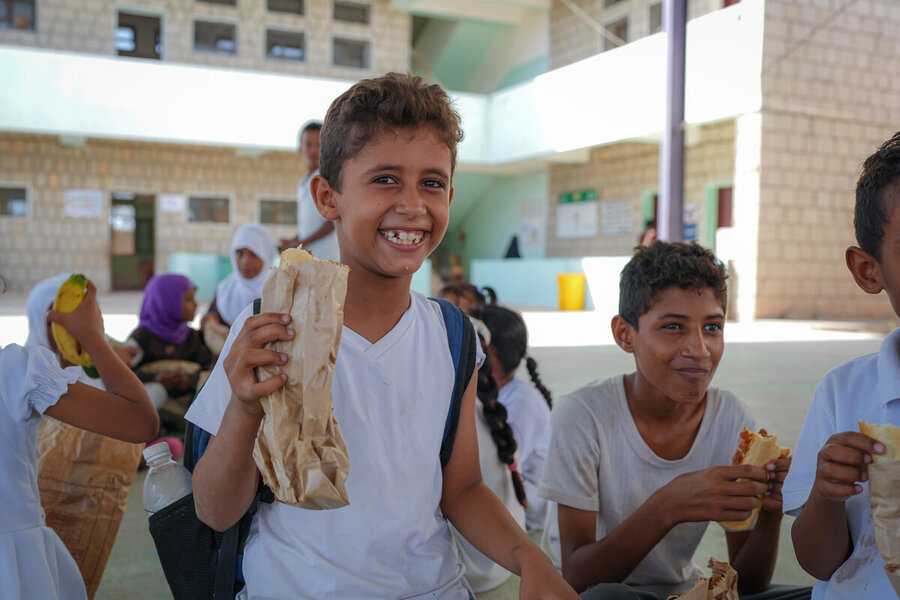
[812,431,885,503]
[660,466,768,525]
[47,280,106,351]
[224,313,293,417]
[761,456,791,513]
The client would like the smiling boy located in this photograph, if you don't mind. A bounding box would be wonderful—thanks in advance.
[539,242,806,600]
[186,73,576,600]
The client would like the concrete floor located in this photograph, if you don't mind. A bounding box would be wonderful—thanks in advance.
[92,331,882,599]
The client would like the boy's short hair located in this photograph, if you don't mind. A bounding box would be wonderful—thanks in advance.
[855,132,900,261]
[319,72,463,191]
[297,120,322,148]
[619,241,727,328]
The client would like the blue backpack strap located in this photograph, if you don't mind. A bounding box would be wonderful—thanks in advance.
[430,298,477,468]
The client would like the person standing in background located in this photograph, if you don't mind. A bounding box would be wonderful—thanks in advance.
[280,121,340,262]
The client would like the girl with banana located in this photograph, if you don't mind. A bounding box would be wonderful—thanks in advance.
[0,274,159,600]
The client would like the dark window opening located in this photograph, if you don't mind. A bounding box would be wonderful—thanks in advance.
[195,20,237,54]
[117,12,162,59]
[188,196,230,223]
[266,29,304,61]
[0,186,27,217]
[260,199,298,225]
[332,37,369,68]
[1,0,35,30]
[268,0,303,15]
[333,1,370,24]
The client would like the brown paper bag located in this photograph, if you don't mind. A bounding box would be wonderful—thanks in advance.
[868,461,900,596]
[37,418,144,599]
[253,256,351,509]
[668,558,738,600]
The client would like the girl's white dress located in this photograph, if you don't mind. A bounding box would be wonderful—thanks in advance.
[0,344,86,600]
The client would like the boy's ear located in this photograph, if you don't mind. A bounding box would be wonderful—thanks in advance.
[310,174,339,221]
[611,315,635,354]
[846,246,884,295]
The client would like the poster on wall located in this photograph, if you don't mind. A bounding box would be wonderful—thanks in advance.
[683,203,699,242]
[556,189,598,239]
[160,194,186,213]
[520,200,546,247]
[600,199,632,236]
[64,189,103,218]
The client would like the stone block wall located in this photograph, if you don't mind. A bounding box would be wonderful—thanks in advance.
[546,120,735,257]
[0,0,410,79]
[0,133,300,292]
[756,0,900,318]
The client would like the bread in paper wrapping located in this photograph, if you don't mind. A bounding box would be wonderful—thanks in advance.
[859,420,900,596]
[667,558,738,600]
[718,428,790,532]
[253,248,351,509]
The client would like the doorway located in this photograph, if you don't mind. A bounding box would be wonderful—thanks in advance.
[110,192,155,290]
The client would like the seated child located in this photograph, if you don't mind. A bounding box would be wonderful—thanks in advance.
[785,131,900,599]
[0,275,158,600]
[121,274,214,399]
[26,273,167,409]
[205,223,277,328]
[450,321,527,593]
[186,73,576,599]
[439,282,496,314]
[471,304,552,532]
[539,241,806,599]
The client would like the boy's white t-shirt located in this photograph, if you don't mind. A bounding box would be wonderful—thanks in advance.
[498,377,550,531]
[186,292,482,600]
[538,375,754,596]
[782,327,900,600]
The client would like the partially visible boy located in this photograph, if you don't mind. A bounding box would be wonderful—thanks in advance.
[539,242,809,599]
[785,132,900,599]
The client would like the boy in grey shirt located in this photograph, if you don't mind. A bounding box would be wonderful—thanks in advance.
[539,242,808,600]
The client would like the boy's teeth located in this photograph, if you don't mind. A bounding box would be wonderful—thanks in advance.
[381,230,423,245]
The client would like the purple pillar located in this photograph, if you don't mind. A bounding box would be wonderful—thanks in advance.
[658,0,686,242]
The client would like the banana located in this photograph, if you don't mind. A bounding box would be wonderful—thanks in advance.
[51,274,99,378]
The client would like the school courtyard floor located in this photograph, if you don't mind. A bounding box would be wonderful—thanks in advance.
[0,292,891,599]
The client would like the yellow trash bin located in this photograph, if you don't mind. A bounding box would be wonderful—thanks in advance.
[557,272,586,311]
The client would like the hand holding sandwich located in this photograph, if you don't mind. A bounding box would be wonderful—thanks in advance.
[657,465,768,526]
[812,431,885,502]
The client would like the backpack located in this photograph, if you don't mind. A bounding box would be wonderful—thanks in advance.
[148,297,476,600]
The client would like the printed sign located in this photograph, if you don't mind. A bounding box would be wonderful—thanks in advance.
[160,194,186,213]
[600,199,632,236]
[64,189,103,218]
[556,201,598,239]
[520,200,546,246]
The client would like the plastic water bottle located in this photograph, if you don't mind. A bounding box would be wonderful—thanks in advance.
[142,442,192,517]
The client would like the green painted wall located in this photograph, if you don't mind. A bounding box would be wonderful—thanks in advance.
[496,54,549,90]
[431,19,505,91]
[455,171,549,271]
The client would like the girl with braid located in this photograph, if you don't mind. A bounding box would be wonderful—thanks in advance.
[451,321,527,593]
[471,305,552,532]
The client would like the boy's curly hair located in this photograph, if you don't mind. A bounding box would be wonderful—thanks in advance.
[619,241,727,328]
[855,132,900,261]
[319,72,463,191]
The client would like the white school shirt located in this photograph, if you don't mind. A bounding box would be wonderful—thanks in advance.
[537,376,754,596]
[186,292,483,600]
[296,170,340,263]
[0,344,86,600]
[498,377,551,531]
[782,327,900,600]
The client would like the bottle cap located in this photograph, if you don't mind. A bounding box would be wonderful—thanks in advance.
[143,441,172,463]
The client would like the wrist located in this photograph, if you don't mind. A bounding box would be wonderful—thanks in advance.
[511,543,551,576]
[229,394,264,421]
[647,487,676,530]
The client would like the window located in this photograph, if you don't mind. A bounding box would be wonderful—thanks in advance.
[117,12,162,59]
[333,1,370,24]
[259,199,298,225]
[332,37,369,68]
[188,195,230,223]
[199,0,236,5]
[266,29,304,61]
[604,17,627,51]
[723,0,740,6]
[268,0,303,15]
[604,0,625,7]
[649,3,662,35]
[0,0,35,30]
[194,20,236,54]
[0,186,27,217]
[717,187,733,228]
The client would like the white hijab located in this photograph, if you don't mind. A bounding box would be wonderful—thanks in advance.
[26,273,70,349]
[215,224,278,325]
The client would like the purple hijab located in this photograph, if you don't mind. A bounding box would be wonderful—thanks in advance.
[139,274,195,344]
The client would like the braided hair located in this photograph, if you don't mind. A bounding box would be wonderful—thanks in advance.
[477,333,527,508]
[470,305,552,409]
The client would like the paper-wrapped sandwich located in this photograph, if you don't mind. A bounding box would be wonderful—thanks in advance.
[859,420,900,595]
[718,428,790,532]
[253,248,351,509]
[668,558,738,600]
